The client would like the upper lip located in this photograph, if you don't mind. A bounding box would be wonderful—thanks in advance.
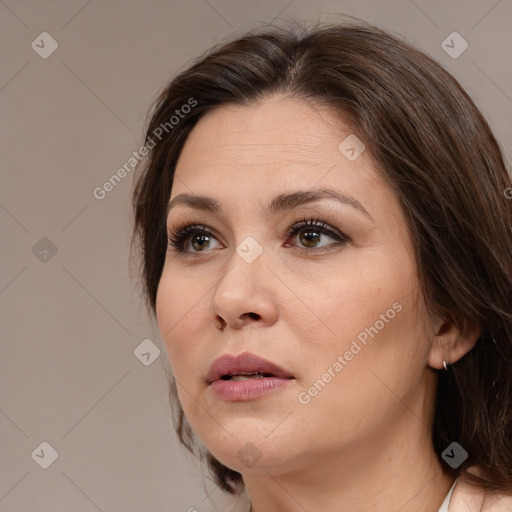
[206,351,294,383]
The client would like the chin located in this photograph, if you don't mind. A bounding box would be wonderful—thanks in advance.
[199,429,291,472]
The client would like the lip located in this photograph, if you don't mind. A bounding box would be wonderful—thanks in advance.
[206,351,294,402]
[206,351,294,383]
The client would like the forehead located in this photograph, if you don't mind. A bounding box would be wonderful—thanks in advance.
[172,96,378,192]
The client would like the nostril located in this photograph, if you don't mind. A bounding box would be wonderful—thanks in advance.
[213,316,226,331]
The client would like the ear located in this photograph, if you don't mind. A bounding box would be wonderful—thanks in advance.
[427,320,481,370]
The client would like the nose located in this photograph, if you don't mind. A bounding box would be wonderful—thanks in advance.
[209,244,279,332]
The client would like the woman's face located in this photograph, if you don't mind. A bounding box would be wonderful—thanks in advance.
[156,95,436,476]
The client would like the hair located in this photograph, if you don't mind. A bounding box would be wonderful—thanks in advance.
[130,17,512,495]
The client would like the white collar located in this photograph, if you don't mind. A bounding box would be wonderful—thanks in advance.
[437,478,458,512]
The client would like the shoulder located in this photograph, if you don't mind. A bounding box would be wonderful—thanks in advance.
[449,467,512,512]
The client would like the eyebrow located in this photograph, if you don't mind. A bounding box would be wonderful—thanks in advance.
[167,187,372,220]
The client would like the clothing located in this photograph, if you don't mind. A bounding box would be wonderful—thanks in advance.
[438,479,457,512]
[225,478,457,512]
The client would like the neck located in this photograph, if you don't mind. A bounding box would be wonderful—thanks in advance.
[242,410,454,512]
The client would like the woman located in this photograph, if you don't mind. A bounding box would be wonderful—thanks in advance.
[131,17,512,512]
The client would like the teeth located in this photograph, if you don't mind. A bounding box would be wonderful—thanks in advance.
[230,373,265,381]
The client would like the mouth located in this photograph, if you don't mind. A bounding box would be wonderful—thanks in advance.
[206,351,294,384]
[206,352,295,401]
[219,371,277,381]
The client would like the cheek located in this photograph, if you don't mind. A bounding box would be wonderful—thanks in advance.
[292,296,427,449]
[294,251,425,394]
[294,252,414,347]
[314,282,425,393]
[155,270,205,377]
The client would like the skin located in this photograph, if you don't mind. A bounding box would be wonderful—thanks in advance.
[155,95,480,512]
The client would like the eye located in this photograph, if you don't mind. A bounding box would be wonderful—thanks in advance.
[167,217,350,256]
[167,223,221,254]
[284,217,350,252]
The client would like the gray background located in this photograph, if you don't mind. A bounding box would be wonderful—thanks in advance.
[1,0,511,511]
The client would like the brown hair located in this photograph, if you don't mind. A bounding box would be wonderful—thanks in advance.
[130,18,512,494]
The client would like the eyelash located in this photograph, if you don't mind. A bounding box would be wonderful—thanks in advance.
[166,217,351,256]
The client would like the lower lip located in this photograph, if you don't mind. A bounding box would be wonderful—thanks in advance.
[210,377,293,401]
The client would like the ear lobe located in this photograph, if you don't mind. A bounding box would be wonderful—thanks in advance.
[427,321,481,370]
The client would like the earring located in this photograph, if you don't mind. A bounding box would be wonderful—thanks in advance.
[443,360,448,371]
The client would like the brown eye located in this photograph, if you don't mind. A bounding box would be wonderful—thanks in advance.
[298,229,322,248]
[285,218,350,251]
[167,224,221,254]
[190,233,212,252]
